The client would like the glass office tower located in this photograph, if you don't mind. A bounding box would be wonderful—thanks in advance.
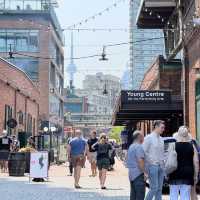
[129,0,164,89]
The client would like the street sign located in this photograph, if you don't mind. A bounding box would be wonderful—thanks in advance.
[121,90,171,104]
[30,152,49,179]
[7,118,17,129]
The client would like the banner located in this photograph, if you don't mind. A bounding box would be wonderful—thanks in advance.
[121,90,171,104]
[30,152,48,178]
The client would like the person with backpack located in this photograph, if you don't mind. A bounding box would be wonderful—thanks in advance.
[168,126,199,200]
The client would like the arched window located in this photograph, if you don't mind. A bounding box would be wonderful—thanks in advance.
[196,80,200,142]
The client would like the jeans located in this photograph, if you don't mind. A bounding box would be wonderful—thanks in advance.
[145,165,164,200]
[170,185,191,200]
[130,174,145,200]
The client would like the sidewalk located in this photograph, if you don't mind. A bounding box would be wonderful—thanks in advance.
[0,160,170,200]
[0,160,130,200]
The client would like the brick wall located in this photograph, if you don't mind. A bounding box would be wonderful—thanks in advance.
[0,15,64,128]
[186,28,200,138]
[0,58,39,135]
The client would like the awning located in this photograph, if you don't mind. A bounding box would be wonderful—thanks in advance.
[136,0,176,29]
[112,90,183,126]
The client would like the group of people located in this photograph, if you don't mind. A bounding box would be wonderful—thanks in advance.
[127,120,199,200]
[67,130,115,189]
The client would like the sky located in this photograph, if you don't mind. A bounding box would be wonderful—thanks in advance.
[55,0,129,88]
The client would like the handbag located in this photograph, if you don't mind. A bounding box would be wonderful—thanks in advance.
[165,143,177,174]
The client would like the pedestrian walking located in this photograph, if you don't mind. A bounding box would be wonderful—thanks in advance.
[67,133,74,176]
[92,133,112,189]
[67,130,87,189]
[169,126,199,200]
[143,120,165,200]
[87,131,98,177]
[108,141,116,171]
[127,130,146,200]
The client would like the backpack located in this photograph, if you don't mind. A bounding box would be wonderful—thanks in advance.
[165,142,177,174]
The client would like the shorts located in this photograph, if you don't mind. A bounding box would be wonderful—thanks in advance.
[71,155,85,168]
[97,158,110,170]
[0,150,10,160]
[88,152,97,164]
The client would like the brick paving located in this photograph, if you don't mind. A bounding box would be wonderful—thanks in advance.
[0,160,168,200]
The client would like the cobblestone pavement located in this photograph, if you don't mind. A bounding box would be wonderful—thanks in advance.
[0,160,168,200]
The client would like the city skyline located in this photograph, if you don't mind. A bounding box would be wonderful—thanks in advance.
[55,0,129,88]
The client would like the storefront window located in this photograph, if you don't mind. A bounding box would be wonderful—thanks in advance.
[196,80,200,143]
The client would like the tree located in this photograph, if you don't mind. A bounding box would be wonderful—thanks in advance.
[109,126,124,144]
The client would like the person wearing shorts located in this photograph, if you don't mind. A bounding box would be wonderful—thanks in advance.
[87,131,98,177]
[68,130,87,189]
[93,133,112,189]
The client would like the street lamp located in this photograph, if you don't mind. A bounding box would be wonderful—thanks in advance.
[43,127,49,133]
[99,46,108,61]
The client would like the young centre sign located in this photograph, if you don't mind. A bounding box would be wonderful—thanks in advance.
[121,90,171,104]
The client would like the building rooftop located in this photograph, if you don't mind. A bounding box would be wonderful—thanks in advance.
[0,0,64,43]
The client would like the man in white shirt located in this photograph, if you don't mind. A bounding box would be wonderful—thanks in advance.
[143,120,165,200]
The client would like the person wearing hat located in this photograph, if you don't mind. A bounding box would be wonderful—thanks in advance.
[169,126,199,200]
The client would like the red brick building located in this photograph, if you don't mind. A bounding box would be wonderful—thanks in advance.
[139,55,183,135]
[0,0,64,133]
[137,0,200,140]
[0,57,39,136]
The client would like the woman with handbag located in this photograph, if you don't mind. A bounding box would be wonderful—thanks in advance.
[169,126,198,200]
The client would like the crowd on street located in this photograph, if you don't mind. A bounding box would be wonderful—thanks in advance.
[127,120,200,200]
[0,121,200,200]
[66,120,200,200]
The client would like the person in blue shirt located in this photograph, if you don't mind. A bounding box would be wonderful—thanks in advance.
[68,130,88,189]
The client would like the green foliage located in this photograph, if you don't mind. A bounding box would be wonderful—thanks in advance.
[109,126,124,144]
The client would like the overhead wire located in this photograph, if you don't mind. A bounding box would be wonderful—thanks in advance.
[8,36,165,60]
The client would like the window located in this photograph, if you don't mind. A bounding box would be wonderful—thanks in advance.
[18,110,24,125]
[50,63,56,86]
[27,114,33,136]
[0,29,39,52]
[9,57,39,81]
[4,105,13,135]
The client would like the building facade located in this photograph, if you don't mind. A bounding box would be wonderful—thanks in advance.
[0,57,39,136]
[82,72,121,109]
[129,0,164,89]
[0,0,64,133]
[136,0,200,141]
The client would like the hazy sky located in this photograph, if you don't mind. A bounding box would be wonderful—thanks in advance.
[55,0,129,88]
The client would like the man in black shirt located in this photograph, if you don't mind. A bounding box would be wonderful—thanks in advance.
[87,131,98,177]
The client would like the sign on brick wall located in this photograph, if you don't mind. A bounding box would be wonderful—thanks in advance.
[121,90,171,104]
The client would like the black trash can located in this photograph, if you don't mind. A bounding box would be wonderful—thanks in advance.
[8,153,25,176]
[25,152,30,173]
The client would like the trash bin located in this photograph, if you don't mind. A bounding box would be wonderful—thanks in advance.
[8,153,25,176]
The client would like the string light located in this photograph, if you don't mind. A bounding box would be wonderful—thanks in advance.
[66,0,127,30]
